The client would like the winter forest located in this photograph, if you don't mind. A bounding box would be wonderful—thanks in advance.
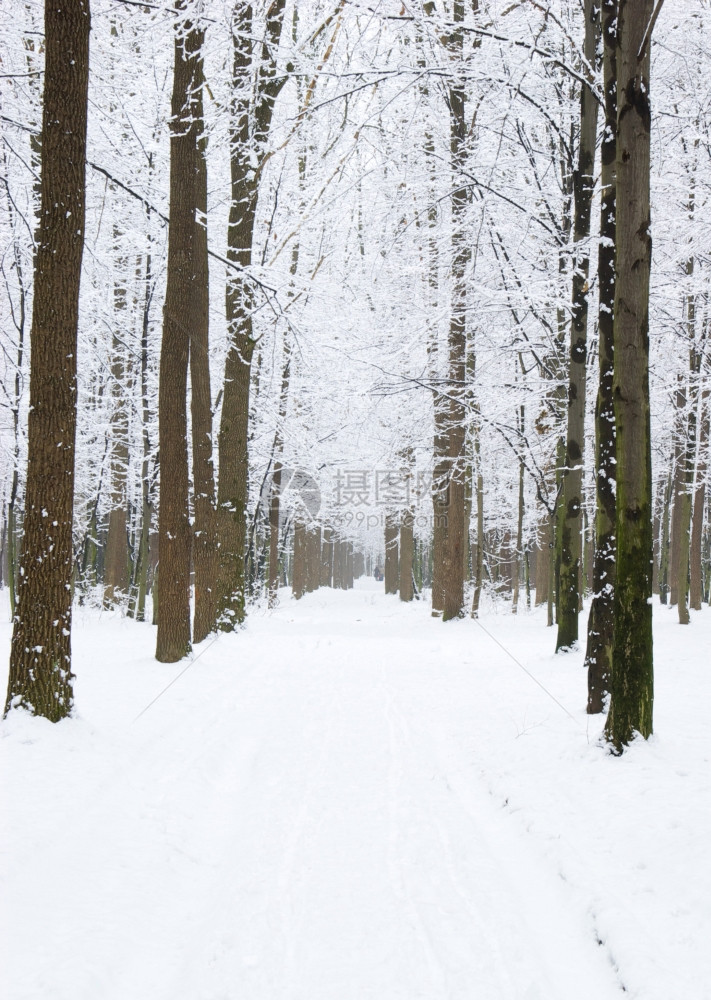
[2,1,711,998]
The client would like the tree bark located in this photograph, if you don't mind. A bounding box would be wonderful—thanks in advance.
[441,2,468,621]
[399,510,415,602]
[6,0,90,720]
[585,0,617,713]
[556,0,599,651]
[384,514,399,595]
[216,0,286,628]
[605,0,655,751]
[292,521,307,600]
[190,33,219,643]
[156,2,202,663]
[690,384,709,610]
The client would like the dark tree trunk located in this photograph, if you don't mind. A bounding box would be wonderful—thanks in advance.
[6,0,90,720]
[556,0,600,651]
[605,0,655,751]
[190,33,219,643]
[216,0,286,628]
[156,3,203,663]
[441,3,468,622]
[585,0,617,713]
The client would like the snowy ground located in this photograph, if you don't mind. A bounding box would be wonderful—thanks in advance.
[2,581,710,1000]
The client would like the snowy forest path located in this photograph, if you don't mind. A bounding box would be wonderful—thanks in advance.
[2,582,625,1000]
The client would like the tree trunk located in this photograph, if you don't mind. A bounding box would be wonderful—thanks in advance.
[306,526,321,593]
[384,514,399,595]
[441,3,468,622]
[321,527,334,588]
[470,436,484,618]
[190,34,219,643]
[156,3,203,663]
[6,0,90,720]
[585,0,617,713]
[268,337,292,607]
[292,521,307,600]
[668,378,686,608]
[399,510,415,602]
[216,0,286,628]
[556,0,599,651]
[690,385,709,610]
[605,0,655,751]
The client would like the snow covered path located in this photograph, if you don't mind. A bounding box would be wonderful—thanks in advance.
[3,583,710,999]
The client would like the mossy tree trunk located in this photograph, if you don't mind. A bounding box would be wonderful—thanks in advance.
[605,0,655,751]
[585,0,617,713]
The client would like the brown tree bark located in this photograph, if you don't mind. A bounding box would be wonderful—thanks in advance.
[216,0,287,628]
[440,2,468,621]
[585,0,617,713]
[556,0,599,651]
[190,32,219,643]
[292,521,307,600]
[155,2,202,663]
[605,0,655,750]
[6,0,90,720]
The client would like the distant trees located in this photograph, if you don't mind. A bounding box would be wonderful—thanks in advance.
[5,0,91,718]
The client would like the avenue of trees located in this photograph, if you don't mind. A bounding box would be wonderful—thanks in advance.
[1,0,709,751]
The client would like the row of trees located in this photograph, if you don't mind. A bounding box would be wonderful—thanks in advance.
[1,0,708,751]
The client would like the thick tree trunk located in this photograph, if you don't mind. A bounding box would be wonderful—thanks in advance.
[556,0,599,651]
[216,0,286,628]
[156,4,203,663]
[190,37,219,643]
[585,0,617,713]
[605,0,655,750]
[441,4,468,621]
[6,0,90,719]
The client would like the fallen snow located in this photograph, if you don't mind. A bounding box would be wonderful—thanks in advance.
[1,582,709,999]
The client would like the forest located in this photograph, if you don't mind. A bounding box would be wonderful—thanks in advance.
[3,2,711,997]
[4,0,706,742]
